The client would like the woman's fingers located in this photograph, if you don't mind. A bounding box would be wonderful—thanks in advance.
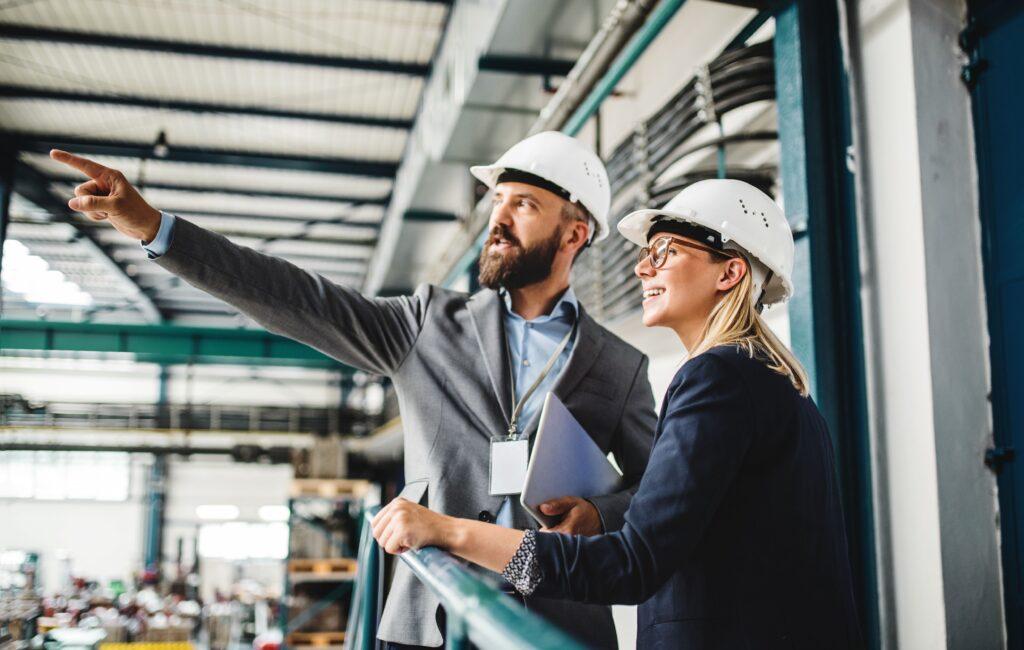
[378,521,404,555]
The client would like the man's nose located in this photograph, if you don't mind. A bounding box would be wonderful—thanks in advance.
[490,197,515,227]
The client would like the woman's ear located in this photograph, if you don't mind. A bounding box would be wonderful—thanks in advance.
[717,257,747,291]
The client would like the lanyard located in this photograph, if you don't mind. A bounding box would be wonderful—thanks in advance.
[503,319,577,439]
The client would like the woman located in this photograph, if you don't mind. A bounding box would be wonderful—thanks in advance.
[372,179,862,649]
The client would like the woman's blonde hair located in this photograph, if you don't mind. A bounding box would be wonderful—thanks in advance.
[688,254,810,395]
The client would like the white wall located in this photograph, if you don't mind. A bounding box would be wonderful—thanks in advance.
[0,458,148,592]
[0,455,292,601]
[163,458,292,602]
[847,0,1003,646]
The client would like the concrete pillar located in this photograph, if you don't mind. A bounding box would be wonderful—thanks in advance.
[846,0,1004,646]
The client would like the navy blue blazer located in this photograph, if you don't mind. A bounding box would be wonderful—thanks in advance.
[532,345,861,649]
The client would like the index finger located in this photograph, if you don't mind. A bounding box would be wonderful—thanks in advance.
[50,149,110,180]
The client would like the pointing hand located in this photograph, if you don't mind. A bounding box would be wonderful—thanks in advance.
[49,149,162,242]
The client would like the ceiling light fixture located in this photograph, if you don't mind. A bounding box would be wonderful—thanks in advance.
[153,130,169,158]
[2,239,93,306]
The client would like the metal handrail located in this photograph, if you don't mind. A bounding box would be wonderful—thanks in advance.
[345,509,587,650]
[345,507,384,650]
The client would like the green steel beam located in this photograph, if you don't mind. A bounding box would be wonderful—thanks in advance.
[0,319,351,369]
[773,1,877,646]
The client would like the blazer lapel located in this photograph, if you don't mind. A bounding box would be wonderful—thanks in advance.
[552,305,606,400]
[518,306,605,441]
[466,289,514,432]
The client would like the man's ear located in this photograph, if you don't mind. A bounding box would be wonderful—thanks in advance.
[718,257,748,291]
[563,219,589,254]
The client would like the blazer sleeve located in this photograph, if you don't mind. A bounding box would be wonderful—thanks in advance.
[154,217,428,376]
[587,355,657,532]
[531,352,754,605]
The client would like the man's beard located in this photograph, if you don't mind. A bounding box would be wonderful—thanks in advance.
[477,223,562,290]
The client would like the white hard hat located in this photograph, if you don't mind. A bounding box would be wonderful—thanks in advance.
[617,179,795,305]
[470,131,611,243]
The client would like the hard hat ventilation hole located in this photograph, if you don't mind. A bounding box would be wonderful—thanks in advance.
[739,198,748,214]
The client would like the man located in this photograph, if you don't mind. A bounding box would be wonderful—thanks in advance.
[51,130,656,648]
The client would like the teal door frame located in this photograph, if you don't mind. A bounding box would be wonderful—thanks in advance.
[773,1,877,646]
[963,1,1024,644]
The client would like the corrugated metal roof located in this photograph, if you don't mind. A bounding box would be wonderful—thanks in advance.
[0,0,446,62]
[0,100,409,160]
[1,0,452,324]
[0,40,426,118]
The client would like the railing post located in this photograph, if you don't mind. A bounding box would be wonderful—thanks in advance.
[444,613,468,650]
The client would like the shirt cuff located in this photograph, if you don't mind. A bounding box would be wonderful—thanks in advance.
[501,529,542,596]
[141,212,176,258]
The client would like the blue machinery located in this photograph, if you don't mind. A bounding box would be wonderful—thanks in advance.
[345,508,586,650]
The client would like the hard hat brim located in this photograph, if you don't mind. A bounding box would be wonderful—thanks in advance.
[617,208,699,247]
[469,164,501,189]
[470,163,609,243]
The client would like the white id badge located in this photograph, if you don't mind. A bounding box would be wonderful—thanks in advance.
[489,438,529,496]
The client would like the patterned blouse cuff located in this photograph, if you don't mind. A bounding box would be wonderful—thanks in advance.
[501,529,542,596]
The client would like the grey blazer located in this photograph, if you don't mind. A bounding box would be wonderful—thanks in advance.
[155,219,657,648]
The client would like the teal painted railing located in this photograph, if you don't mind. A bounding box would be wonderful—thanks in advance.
[345,507,384,650]
[345,508,587,650]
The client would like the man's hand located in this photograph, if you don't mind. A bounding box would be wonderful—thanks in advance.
[49,149,162,242]
[539,496,603,536]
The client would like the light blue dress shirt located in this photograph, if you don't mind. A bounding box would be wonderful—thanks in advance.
[141,212,578,526]
[495,287,578,526]
[141,211,176,257]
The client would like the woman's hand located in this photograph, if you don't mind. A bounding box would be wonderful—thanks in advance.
[371,498,455,554]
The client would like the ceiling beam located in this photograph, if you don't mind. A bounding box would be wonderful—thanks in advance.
[0,24,431,76]
[10,160,164,323]
[13,135,399,177]
[706,0,772,8]
[43,175,390,206]
[477,54,576,76]
[150,207,382,230]
[404,209,458,222]
[0,84,413,130]
[99,229,376,248]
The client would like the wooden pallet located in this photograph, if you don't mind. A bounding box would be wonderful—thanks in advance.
[288,558,357,574]
[290,478,372,499]
[286,631,345,648]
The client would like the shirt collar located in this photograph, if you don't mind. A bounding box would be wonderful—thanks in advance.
[500,286,579,323]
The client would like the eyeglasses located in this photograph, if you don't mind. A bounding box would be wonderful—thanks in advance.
[637,235,735,269]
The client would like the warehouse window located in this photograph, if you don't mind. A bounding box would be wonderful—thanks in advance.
[0,451,130,501]
[198,522,288,560]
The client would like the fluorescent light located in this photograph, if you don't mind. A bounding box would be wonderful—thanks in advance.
[2,239,93,306]
[258,505,290,522]
[195,504,240,520]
